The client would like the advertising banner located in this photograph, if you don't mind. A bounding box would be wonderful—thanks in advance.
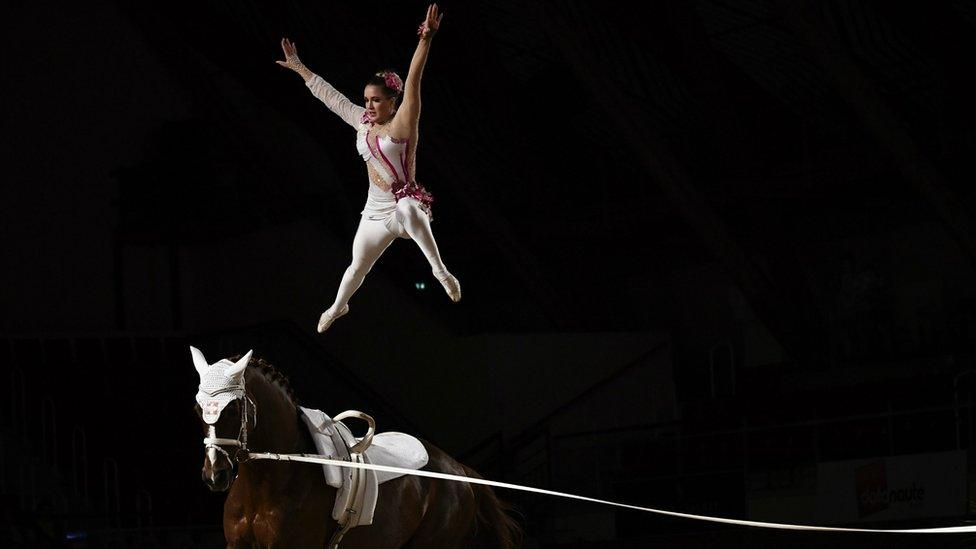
[816,450,966,523]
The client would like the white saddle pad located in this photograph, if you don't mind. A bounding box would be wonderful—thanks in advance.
[299,407,429,488]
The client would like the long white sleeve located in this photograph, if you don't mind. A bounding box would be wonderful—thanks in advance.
[305,74,365,129]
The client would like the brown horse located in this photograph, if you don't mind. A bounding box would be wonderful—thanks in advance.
[194,351,521,548]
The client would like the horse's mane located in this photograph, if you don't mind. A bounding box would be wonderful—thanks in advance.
[232,354,300,408]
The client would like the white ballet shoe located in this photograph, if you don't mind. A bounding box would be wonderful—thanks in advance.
[437,273,461,302]
[317,304,349,333]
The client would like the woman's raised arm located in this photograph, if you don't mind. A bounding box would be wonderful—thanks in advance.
[390,4,443,135]
[276,37,364,129]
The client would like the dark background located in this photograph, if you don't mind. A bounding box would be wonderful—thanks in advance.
[4,0,976,547]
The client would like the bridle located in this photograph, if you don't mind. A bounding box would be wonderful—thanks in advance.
[201,380,258,466]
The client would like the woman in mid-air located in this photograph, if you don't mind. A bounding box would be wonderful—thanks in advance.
[276,4,459,333]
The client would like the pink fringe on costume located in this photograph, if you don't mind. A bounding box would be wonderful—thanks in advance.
[392,180,435,219]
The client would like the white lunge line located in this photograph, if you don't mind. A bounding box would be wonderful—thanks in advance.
[248,452,976,534]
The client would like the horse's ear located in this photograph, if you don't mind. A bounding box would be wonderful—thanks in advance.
[190,346,209,376]
[228,349,253,378]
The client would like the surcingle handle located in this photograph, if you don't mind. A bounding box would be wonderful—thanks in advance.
[333,410,376,454]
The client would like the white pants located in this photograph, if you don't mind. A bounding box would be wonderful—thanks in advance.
[329,197,448,311]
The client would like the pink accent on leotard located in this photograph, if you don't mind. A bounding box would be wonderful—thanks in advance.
[367,130,434,216]
[373,134,403,183]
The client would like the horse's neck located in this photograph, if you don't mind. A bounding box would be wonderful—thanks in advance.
[227,371,328,541]
[247,371,303,453]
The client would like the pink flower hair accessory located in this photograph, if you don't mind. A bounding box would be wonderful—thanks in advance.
[379,71,403,94]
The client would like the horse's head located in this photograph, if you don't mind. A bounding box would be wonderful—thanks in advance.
[191,346,254,492]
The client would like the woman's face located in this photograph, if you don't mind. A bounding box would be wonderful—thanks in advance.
[364,85,396,124]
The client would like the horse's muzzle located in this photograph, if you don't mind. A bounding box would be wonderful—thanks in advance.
[203,466,234,492]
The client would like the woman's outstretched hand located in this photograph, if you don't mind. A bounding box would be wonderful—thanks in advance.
[417,4,444,40]
[275,37,307,74]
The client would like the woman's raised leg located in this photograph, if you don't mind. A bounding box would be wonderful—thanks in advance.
[318,217,397,332]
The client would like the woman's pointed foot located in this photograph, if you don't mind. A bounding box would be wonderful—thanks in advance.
[437,273,461,302]
[317,304,349,333]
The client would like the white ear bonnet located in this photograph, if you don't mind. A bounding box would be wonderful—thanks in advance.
[192,346,253,424]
